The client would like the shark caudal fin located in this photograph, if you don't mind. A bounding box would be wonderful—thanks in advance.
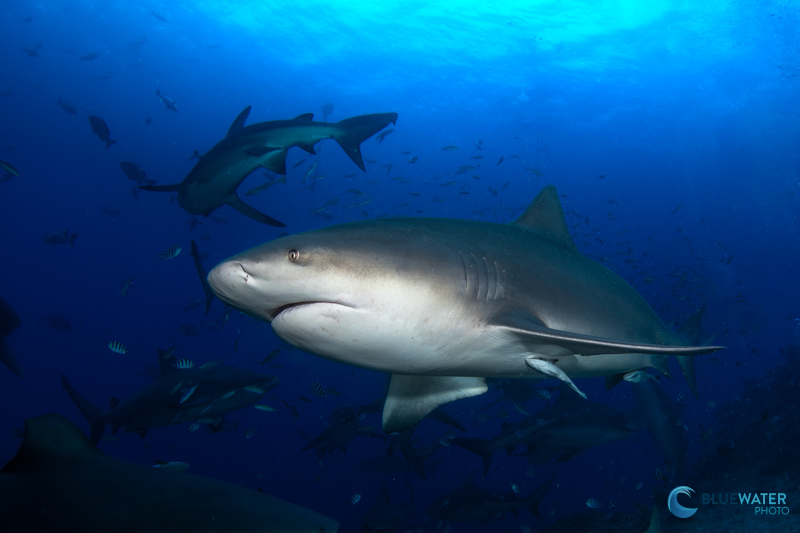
[333,113,398,171]
[60,375,106,443]
[527,473,556,521]
[139,183,182,192]
[190,240,215,315]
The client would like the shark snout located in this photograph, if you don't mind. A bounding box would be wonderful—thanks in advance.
[207,260,249,302]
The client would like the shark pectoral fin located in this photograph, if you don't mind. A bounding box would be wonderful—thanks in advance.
[382,375,487,434]
[246,146,281,157]
[525,356,587,399]
[139,183,181,192]
[493,310,724,356]
[227,195,286,227]
[333,112,399,171]
[296,142,317,155]
[226,106,251,139]
[262,150,288,174]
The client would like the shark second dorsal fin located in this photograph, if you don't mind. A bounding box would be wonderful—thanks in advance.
[1,414,102,473]
[511,185,578,252]
[226,106,252,139]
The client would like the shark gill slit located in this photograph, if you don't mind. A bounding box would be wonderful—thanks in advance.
[470,253,483,300]
[458,251,469,292]
[484,256,497,302]
[496,264,506,300]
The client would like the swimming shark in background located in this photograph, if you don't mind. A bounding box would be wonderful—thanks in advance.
[140,106,397,226]
[61,347,278,442]
[207,185,722,433]
[0,414,338,532]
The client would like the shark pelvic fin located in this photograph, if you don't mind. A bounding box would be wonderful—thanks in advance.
[246,146,281,157]
[262,150,288,174]
[492,310,724,356]
[226,106,251,139]
[333,112,399,171]
[382,375,487,434]
[139,183,181,192]
[512,185,578,252]
[227,195,286,227]
[60,375,106,444]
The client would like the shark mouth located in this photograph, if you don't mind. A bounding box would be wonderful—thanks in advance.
[270,301,354,321]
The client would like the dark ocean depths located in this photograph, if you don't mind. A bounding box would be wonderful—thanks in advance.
[1,1,799,532]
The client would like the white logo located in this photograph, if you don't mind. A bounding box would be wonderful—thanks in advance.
[668,486,698,518]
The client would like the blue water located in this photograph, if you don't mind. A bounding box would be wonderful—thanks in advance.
[1,0,799,531]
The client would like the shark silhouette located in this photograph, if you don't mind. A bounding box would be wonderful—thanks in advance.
[0,414,338,532]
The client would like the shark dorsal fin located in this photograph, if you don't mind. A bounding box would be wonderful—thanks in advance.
[1,414,102,472]
[293,113,314,121]
[226,106,252,139]
[108,397,121,410]
[511,185,577,252]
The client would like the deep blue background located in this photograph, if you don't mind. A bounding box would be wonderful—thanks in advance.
[1,1,799,531]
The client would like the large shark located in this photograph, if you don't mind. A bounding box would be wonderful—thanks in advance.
[207,185,722,433]
[62,348,278,442]
[141,107,397,226]
[0,414,338,532]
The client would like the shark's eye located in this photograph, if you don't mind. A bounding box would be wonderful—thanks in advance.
[288,249,300,262]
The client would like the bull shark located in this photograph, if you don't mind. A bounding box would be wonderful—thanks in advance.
[62,347,278,442]
[207,185,722,433]
[141,107,397,226]
[0,414,338,532]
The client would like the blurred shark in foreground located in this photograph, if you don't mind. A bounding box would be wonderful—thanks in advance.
[0,414,338,532]
[0,295,23,377]
[62,347,278,442]
[208,185,723,433]
[141,106,397,226]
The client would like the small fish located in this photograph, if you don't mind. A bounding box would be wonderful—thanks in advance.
[441,145,458,151]
[510,483,519,495]
[79,53,99,61]
[351,494,361,505]
[655,468,664,481]
[586,498,603,509]
[521,526,531,533]
[525,468,535,477]
[671,205,683,214]
[608,500,616,509]
[258,348,281,368]
[455,165,475,174]
[174,358,194,369]
[254,405,276,412]
[438,436,452,446]
[706,400,717,408]
[56,99,77,115]
[244,427,257,439]
[635,482,643,490]
[496,156,504,166]
[244,386,266,394]
[311,381,341,397]
[526,168,543,176]
[303,160,318,182]
[536,388,552,399]
[158,244,181,260]
[108,341,128,354]
[42,230,78,246]
[187,422,201,432]
[597,174,606,179]
[88,115,116,149]
[179,384,198,404]
[280,400,298,418]
[473,411,489,423]
[677,393,686,402]
[470,155,484,160]
[407,155,418,164]
[155,89,178,112]
[296,396,311,403]
[153,461,190,471]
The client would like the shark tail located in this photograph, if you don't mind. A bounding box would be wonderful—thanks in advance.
[105,139,117,149]
[526,473,556,521]
[68,233,78,247]
[61,374,106,443]
[333,112,398,171]
[451,437,494,476]
[0,338,23,378]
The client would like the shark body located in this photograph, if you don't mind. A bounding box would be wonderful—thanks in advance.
[62,349,278,442]
[141,107,397,226]
[208,185,722,432]
[0,414,338,532]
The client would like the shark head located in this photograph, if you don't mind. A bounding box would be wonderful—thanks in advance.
[208,220,474,374]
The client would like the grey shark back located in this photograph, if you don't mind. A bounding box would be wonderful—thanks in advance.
[208,185,722,432]
[0,414,338,532]
[141,107,397,225]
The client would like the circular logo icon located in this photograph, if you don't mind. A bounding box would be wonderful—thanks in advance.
[668,486,698,518]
